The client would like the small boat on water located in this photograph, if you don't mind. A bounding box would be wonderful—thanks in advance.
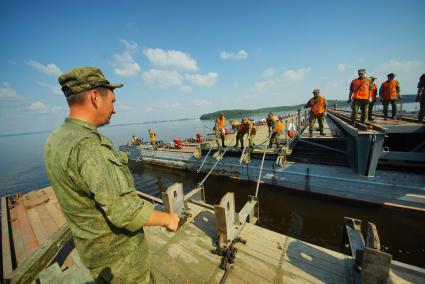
[120,109,425,212]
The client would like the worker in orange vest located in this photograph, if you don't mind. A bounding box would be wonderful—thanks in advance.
[347,69,373,124]
[234,118,248,149]
[379,73,401,120]
[304,89,327,137]
[268,116,284,148]
[367,77,378,121]
[417,73,425,123]
[246,119,257,149]
[215,113,226,147]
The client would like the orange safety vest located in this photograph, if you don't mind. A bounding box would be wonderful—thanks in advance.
[247,120,256,136]
[380,80,398,100]
[238,123,247,134]
[218,117,226,130]
[351,78,370,100]
[274,120,284,133]
[370,84,377,101]
[309,96,326,116]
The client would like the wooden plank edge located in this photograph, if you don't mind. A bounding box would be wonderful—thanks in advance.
[2,197,13,280]
[9,224,72,284]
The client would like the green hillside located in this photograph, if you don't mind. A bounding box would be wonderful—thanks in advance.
[199,95,417,120]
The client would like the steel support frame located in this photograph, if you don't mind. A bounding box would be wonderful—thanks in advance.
[327,113,386,177]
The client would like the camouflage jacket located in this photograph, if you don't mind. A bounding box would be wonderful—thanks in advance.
[44,118,154,283]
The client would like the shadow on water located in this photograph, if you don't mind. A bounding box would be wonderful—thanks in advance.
[129,162,425,268]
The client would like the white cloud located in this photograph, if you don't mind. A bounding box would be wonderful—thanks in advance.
[220,50,248,61]
[28,101,48,113]
[25,60,62,77]
[186,72,218,87]
[192,99,212,107]
[111,40,141,77]
[337,64,348,72]
[142,69,183,89]
[375,59,422,74]
[282,67,311,81]
[36,82,62,95]
[0,82,17,98]
[27,101,62,113]
[144,48,198,71]
[145,102,182,112]
[254,79,278,92]
[263,67,275,77]
[180,86,192,93]
[116,101,132,110]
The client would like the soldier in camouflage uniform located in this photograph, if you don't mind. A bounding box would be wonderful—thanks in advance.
[246,119,256,149]
[44,67,179,283]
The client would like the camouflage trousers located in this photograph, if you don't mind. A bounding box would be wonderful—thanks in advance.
[215,133,225,148]
[309,113,325,134]
[382,99,397,118]
[235,133,245,148]
[351,99,369,123]
[248,134,255,148]
[368,100,376,120]
[268,132,281,147]
[90,238,155,284]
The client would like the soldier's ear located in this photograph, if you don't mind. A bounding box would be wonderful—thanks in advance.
[89,89,101,109]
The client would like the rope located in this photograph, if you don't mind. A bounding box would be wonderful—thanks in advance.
[197,147,213,173]
[198,136,235,187]
[254,133,271,198]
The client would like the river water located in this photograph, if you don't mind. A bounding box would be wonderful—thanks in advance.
[0,109,424,268]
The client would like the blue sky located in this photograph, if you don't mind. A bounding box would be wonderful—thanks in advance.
[1,0,424,134]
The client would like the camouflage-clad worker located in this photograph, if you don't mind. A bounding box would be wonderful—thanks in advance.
[266,112,277,134]
[268,116,284,148]
[234,118,248,149]
[246,119,257,149]
[214,118,224,149]
[367,77,378,121]
[417,73,425,123]
[304,89,327,137]
[44,67,179,283]
[348,69,373,124]
[379,73,401,120]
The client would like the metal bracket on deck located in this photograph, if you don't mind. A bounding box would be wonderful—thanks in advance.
[342,217,392,284]
[162,183,196,226]
[162,183,185,216]
[214,193,258,248]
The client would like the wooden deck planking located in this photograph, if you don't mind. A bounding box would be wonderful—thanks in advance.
[12,198,39,264]
[44,200,66,227]
[236,223,349,283]
[35,205,60,237]
[27,207,49,245]
[5,187,424,283]
[1,197,13,279]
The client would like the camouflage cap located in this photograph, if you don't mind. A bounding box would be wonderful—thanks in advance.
[358,68,366,74]
[312,89,320,94]
[369,76,377,80]
[268,112,273,116]
[58,67,123,97]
